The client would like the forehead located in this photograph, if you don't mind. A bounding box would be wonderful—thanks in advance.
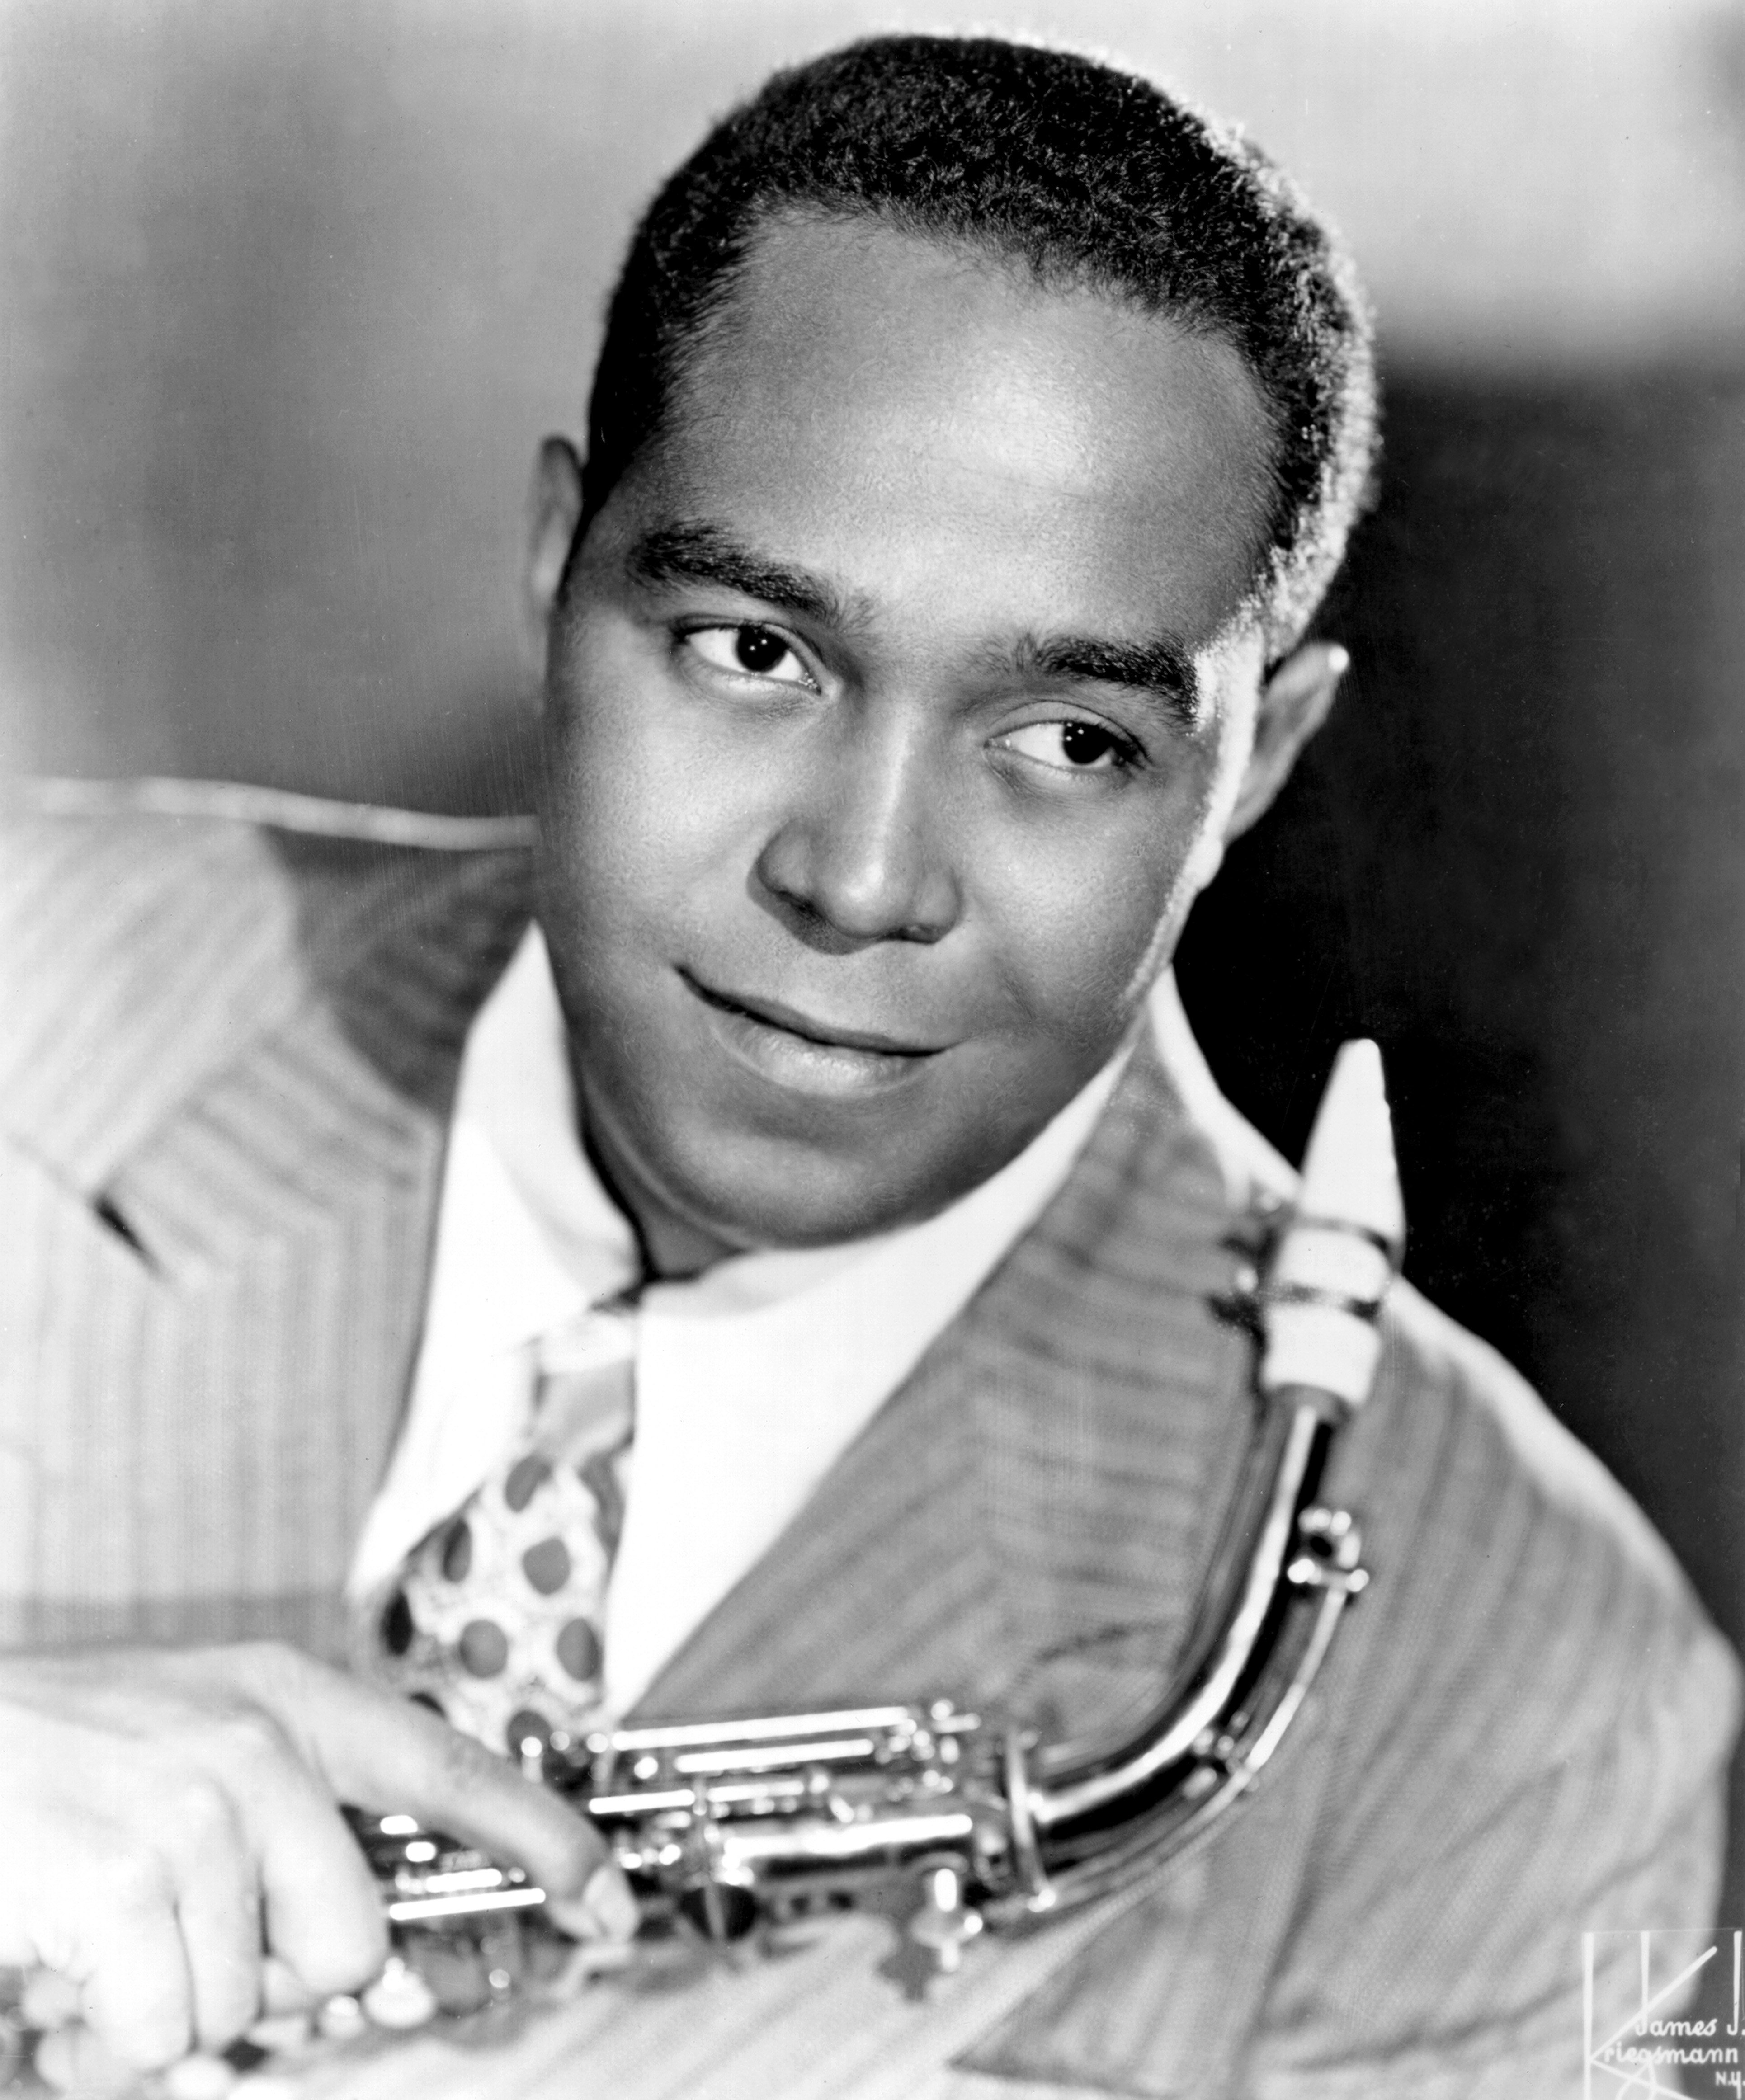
[629,214,1277,654]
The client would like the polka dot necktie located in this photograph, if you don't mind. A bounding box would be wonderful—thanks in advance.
[364,1311,636,1759]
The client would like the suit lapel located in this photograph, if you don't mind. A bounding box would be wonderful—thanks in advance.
[0,812,310,1196]
[0,806,533,1654]
[636,1035,1271,1741]
[0,808,536,1191]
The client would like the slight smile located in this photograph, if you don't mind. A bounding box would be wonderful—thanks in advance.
[679,971,948,1099]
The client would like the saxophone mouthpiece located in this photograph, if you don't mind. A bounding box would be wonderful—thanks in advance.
[1298,1040,1405,1258]
[1259,1039,1405,1412]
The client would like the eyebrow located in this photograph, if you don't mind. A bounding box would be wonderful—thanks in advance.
[625,521,862,630]
[627,518,1200,728]
[1013,634,1201,730]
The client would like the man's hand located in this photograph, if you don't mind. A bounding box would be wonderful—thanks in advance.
[0,1641,626,2070]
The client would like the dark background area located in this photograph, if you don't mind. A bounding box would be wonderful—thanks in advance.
[1179,361,1745,1938]
[4,0,1742,1968]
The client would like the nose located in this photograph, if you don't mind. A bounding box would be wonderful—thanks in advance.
[753,703,962,946]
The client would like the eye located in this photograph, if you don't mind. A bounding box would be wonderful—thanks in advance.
[998,719,1136,773]
[683,624,814,687]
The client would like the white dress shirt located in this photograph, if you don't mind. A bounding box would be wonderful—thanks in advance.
[349,927,1132,1716]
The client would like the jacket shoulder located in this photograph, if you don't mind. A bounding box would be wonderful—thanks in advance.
[1324,1277,1739,1883]
[1366,1280,1712,1639]
[1,780,533,1183]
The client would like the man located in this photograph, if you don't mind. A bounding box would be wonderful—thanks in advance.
[0,33,1736,2099]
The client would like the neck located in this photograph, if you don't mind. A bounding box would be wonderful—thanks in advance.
[571,1071,743,1285]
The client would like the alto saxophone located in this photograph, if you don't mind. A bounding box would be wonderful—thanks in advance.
[348,1039,1404,2003]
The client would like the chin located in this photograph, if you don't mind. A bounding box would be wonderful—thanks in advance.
[659,1130,994,1254]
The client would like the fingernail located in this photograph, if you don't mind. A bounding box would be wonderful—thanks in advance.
[564,1939,638,1980]
[245,2010,314,2052]
[259,1957,317,2017]
[548,1862,638,1942]
[589,1862,641,1941]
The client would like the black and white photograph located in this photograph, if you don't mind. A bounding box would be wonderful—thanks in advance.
[1,2,1741,2094]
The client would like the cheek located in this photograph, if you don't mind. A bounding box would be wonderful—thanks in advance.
[537,639,752,949]
[970,777,1224,1049]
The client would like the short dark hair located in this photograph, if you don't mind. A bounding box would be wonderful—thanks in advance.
[582,33,1378,650]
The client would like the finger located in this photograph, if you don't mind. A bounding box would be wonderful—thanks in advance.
[31,2021,137,2097]
[250,1776,387,2000]
[163,1690,386,2001]
[259,1955,316,2015]
[168,1791,264,2051]
[546,1862,640,1944]
[72,1871,193,2071]
[232,1647,610,1900]
[369,1709,608,1900]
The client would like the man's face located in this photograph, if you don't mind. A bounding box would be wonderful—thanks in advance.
[533,214,1300,1266]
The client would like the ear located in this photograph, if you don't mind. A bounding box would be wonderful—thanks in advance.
[522,436,587,686]
[1223,640,1349,842]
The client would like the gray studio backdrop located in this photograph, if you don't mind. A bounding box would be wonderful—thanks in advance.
[5,0,1744,1936]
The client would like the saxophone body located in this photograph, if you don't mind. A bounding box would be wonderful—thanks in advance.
[357,1395,1367,1971]
[352,1038,1403,1982]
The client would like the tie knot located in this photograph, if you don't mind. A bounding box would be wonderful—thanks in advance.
[531,1308,636,1464]
[535,1302,636,1381]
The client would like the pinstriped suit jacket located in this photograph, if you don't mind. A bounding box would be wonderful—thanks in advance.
[1,793,1738,2099]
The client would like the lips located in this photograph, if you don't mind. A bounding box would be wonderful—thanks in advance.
[679,970,949,1099]
[683,973,944,1056]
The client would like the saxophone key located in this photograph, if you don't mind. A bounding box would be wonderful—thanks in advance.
[361,1956,439,2029]
[18,1969,80,2034]
[314,1994,368,2042]
[159,2051,239,2100]
[905,1864,984,1977]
